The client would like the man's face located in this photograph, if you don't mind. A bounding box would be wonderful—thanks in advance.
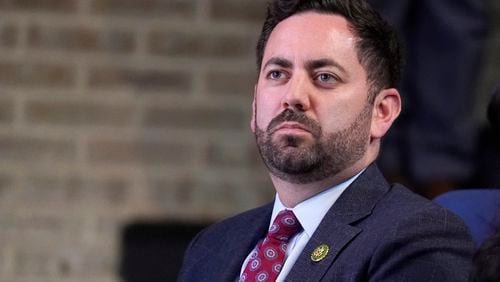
[252,12,374,184]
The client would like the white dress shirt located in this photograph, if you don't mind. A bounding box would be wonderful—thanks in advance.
[240,170,364,281]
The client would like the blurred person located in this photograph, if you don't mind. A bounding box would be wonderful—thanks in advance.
[368,0,488,197]
[179,0,474,281]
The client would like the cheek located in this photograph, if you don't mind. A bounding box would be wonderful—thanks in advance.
[254,92,283,128]
[255,100,276,129]
[316,102,359,132]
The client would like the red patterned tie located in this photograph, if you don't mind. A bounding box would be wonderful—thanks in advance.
[241,210,302,282]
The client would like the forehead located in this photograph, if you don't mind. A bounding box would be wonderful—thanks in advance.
[263,12,360,68]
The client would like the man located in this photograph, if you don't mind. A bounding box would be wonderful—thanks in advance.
[179,0,473,281]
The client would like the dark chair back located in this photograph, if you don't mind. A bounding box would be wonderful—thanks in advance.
[120,221,208,282]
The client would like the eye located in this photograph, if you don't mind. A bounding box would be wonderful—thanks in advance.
[316,73,337,83]
[313,72,341,88]
[267,70,286,80]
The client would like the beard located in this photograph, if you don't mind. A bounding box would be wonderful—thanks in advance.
[254,104,372,184]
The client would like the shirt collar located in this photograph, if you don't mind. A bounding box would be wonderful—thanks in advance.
[270,169,365,238]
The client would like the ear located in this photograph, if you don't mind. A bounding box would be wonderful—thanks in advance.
[250,84,257,133]
[370,88,401,140]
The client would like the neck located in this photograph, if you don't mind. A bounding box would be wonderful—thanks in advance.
[271,152,375,208]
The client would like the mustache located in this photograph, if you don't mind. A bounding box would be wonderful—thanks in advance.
[267,109,321,136]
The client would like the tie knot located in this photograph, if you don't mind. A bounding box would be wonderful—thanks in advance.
[268,210,301,242]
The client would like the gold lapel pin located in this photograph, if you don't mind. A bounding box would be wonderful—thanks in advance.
[311,244,329,262]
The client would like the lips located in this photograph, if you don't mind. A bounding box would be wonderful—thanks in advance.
[271,122,312,134]
[266,109,321,137]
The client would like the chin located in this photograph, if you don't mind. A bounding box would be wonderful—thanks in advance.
[274,134,314,149]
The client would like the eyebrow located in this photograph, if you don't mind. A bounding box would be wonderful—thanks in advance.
[263,57,293,69]
[263,57,347,75]
[305,58,347,75]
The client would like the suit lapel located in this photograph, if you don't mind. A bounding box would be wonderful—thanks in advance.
[286,164,390,281]
[220,203,273,281]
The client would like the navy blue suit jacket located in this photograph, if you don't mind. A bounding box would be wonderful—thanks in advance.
[179,164,474,281]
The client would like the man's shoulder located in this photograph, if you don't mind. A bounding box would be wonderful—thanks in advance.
[317,183,474,281]
[370,185,474,280]
[379,183,458,217]
[363,183,473,251]
[380,183,436,208]
[336,164,465,228]
[373,183,467,226]
[178,203,273,280]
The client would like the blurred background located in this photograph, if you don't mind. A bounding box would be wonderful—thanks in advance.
[0,0,498,281]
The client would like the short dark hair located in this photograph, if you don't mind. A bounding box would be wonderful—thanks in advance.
[256,0,402,101]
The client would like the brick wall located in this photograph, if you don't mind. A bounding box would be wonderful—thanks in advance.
[0,0,272,281]
[0,1,499,281]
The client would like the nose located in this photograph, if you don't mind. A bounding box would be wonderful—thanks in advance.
[282,75,311,112]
